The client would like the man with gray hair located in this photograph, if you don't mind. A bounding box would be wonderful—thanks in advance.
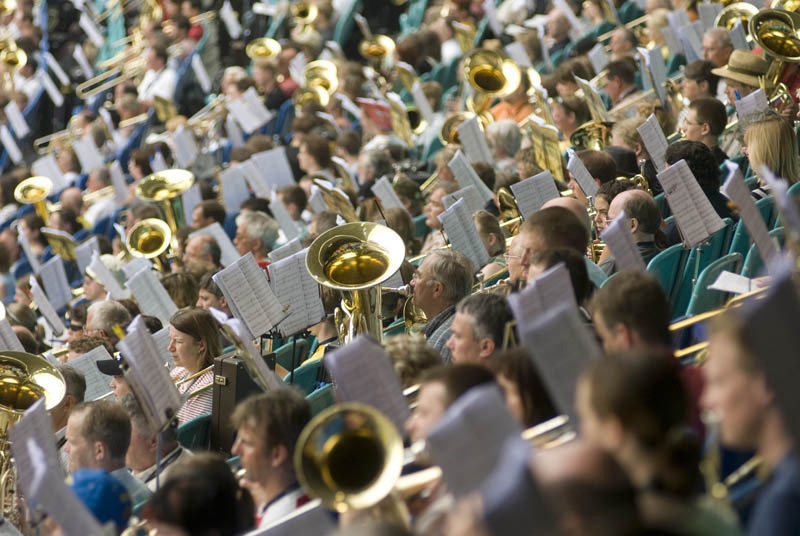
[447,293,513,365]
[86,300,132,345]
[356,148,393,195]
[411,249,475,362]
[702,27,733,101]
[486,119,522,173]
[234,211,280,262]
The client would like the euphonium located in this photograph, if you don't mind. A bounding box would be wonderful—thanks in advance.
[570,121,615,151]
[463,48,521,114]
[246,37,282,60]
[358,35,396,68]
[14,176,53,223]
[125,217,172,271]
[306,222,406,344]
[135,169,195,235]
[750,9,800,93]
[715,2,759,31]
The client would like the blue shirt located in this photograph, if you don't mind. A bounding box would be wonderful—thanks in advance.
[747,453,800,536]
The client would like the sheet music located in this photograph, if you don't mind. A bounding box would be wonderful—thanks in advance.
[0,318,24,351]
[269,194,302,242]
[191,53,212,93]
[510,171,561,218]
[324,336,410,431]
[482,0,503,36]
[220,0,242,38]
[72,136,105,173]
[213,253,284,339]
[226,114,245,148]
[67,346,115,400]
[587,43,609,74]
[0,124,22,164]
[182,183,202,229]
[151,150,168,172]
[39,255,72,311]
[698,2,722,30]
[239,158,271,198]
[227,95,264,134]
[122,256,152,279]
[38,70,64,107]
[152,326,175,369]
[426,384,521,497]
[443,185,484,214]
[73,44,94,79]
[438,197,491,269]
[30,276,65,336]
[32,154,66,191]
[730,21,748,50]
[734,89,769,119]
[268,238,302,263]
[371,176,406,212]
[306,188,328,213]
[661,26,682,56]
[761,165,800,235]
[118,317,184,430]
[335,93,363,120]
[173,126,199,169]
[189,222,239,267]
[553,0,585,33]
[251,147,297,189]
[679,21,704,62]
[88,252,128,299]
[647,46,668,107]
[4,99,29,138]
[567,154,599,197]
[42,51,70,86]
[722,162,778,266]
[242,87,274,130]
[448,149,494,204]
[219,166,251,214]
[410,80,435,124]
[601,210,647,272]
[126,268,178,325]
[519,301,601,420]
[250,500,335,535]
[507,262,575,323]
[17,228,41,273]
[105,161,128,205]
[637,114,668,172]
[574,76,609,123]
[709,270,754,294]
[457,116,494,165]
[9,401,59,499]
[267,249,324,337]
[79,11,105,46]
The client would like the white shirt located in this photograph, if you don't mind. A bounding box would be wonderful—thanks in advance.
[83,196,118,226]
[258,486,308,527]
[13,73,42,100]
[137,67,178,102]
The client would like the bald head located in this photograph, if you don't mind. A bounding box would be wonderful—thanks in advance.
[607,189,661,238]
[60,187,84,213]
[542,197,591,234]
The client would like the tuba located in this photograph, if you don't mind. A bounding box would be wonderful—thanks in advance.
[463,48,521,114]
[14,176,53,223]
[750,9,800,95]
[306,222,406,344]
[125,217,173,271]
[136,169,195,236]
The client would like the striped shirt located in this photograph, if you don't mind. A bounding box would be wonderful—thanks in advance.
[171,367,214,424]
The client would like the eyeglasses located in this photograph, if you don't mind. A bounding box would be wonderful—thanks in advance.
[67,323,84,331]
[503,252,520,261]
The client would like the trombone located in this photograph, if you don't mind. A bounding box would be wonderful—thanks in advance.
[75,55,147,99]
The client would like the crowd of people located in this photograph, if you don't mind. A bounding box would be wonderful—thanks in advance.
[0,0,799,534]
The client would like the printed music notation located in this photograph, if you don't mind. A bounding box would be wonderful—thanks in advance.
[601,210,647,273]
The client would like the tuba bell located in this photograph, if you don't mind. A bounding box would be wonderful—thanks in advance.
[125,217,173,271]
[135,169,195,235]
[570,121,615,151]
[715,2,760,31]
[750,9,800,91]
[14,176,53,223]
[463,48,522,114]
[246,37,282,60]
[306,222,406,344]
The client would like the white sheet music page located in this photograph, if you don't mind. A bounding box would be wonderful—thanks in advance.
[722,162,778,266]
[411,80,436,124]
[371,176,406,212]
[587,43,609,76]
[153,326,175,369]
[152,150,168,172]
[5,99,30,138]
[601,211,647,272]
[67,346,115,401]
[734,89,769,119]
[661,26,682,56]
[0,124,22,164]
[73,43,93,79]
[267,249,325,337]
[72,135,105,173]
[457,116,495,165]
[191,53,212,93]
[122,257,152,279]
[79,11,105,46]
[648,46,668,107]
[88,251,128,299]
[251,147,296,190]
[567,154,599,197]
[243,86,275,128]
[426,384,521,498]
[762,165,800,235]
[637,114,668,172]
[220,0,242,38]
[181,183,203,229]
[118,317,184,430]
[38,70,65,107]
[657,161,711,247]
[226,114,245,148]
[39,255,72,311]
[173,125,199,169]
[9,401,60,500]
[324,336,410,431]
[30,276,65,336]
[219,166,251,214]
[443,185,484,214]
[269,195,302,242]
[17,228,41,273]
[520,301,601,420]
[32,154,66,191]
[448,149,495,204]
[438,197,491,269]
[239,158,272,198]
[227,94,263,134]
[508,262,575,323]
[306,188,328,213]
[268,238,303,262]
[730,20,748,50]
[698,2,722,30]
[510,171,560,218]
[109,160,129,204]
[189,222,240,268]
[126,268,179,325]
[709,270,753,294]
[574,76,610,122]
[252,500,335,535]
[0,318,24,351]
[43,51,70,86]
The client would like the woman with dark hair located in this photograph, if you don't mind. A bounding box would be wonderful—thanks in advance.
[18,213,48,259]
[492,348,557,428]
[576,348,740,535]
[473,210,507,280]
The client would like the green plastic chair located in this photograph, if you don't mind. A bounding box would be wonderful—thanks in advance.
[728,197,775,257]
[654,192,670,219]
[284,359,324,396]
[177,414,211,450]
[685,253,744,316]
[274,338,310,372]
[742,227,785,277]
[413,213,430,238]
[333,0,361,46]
[646,243,687,303]
[306,384,335,417]
[383,318,406,338]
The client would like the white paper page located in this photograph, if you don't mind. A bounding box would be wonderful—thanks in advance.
[510,171,560,218]
[604,0,620,23]
[79,11,105,46]
[227,96,263,134]
[39,255,72,311]
[661,26,682,56]
[504,41,532,70]
[74,236,100,275]
[243,86,274,128]
[507,262,575,323]
[220,0,242,38]
[306,188,328,213]
[73,43,93,79]
[122,256,152,279]
[4,99,29,138]
[698,2,722,30]
[181,183,202,229]
[239,158,271,198]
[151,150,168,172]
[574,76,609,122]
[601,210,647,272]
[32,154,66,191]
[448,149,494,204]
[730,21,748,51]
[371,176,406,212]
[9,401,61,500]
[218,166,250,214]
[37,70,64,107]
[269,193,302,242]
[659,160,726,247]
[438,197,491,269]
[173,126,199,169]
[189,222,239,267]
[336,93,363,120]
[67,346,114,400]
[553,0,585,33]
[457,116,494,165]
[126,268,178,325]
[251,147,296,189]
[18,229,41,273]
[0,124,22,164]
[567,154,599,197]
[426,384,521,497]
[721,162,778,266]
[88,251,128,299]
[734,89,769,119]
[225,114,245,148]
[43,51,70,86]
[251,500,335,535]
[443,185,484,214]
[191,53,212,93]
[761,165,800,235]
[709,270,753,294]
[152,326,175,369]
[30,276,65,335]
[267,249,325,337]
[72,135,105,173]
[519,301,601,419]
[108,160,129,204]
[647,46,668,107]
[482,0,503,36]
[268,238,302,263]
[680,21,704,62]
[0,318,24,351]
[411,81,435,124]
[587,43,609,74]
[118,317,184,430]
[213,253,284,339]
[324,336,410,431]
[637,114,668,172]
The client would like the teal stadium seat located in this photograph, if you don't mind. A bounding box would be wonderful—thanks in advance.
[177,414,211,450]
[284,359,324,396]
[684,253,744,316]
[646,243,687,304]
[307,384,335,417]
[742,227,785,278]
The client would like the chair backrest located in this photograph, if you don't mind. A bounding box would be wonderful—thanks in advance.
[284,359,324,396]
[685,252,744,316]
[742,226,785,277]
[177,413,212,450]
[755,196,775,229]
[274,338,311,372]
[306,383,335,417]
[646,243,687,303]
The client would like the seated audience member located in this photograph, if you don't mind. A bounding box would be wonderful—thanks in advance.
[598,190,664,275]
[681,98,729,165]
[86,300,133,345]
[384,334,442,389]
[411,249,474,363]
[231,389,311,527]
[447,293,513,366]
[491,348,557,428]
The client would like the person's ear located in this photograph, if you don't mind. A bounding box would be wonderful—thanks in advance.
[478,338,495,360]
[269,444,289,468]
[629,217,639,234]
[700,122,711,136]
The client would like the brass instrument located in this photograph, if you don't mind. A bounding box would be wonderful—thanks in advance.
[570,121,614,151]
[750,9,800,92]
[293,85,330,111]
[14,176,53,223]
[312,178,359,222]
[359,35,396,68]
[303,60,339,95]
[187,95,228,133]
[597,14,649,43]
[463,48,521,114]
[715,2,760,31]
[439,111,491,145]
[246,37,282,60]
[291,2,318,26]
[75,55,147,99]
[118,112,151,129]
[452,20,477,53]
[406,106,427,136]
[136,169,196,235]
[190,11,216,25]
[125,217,172,270]
[497,187,522,235]
[306,222,406,344]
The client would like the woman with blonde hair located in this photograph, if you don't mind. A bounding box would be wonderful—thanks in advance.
[743,112,799,199]
[473,210,507,281]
